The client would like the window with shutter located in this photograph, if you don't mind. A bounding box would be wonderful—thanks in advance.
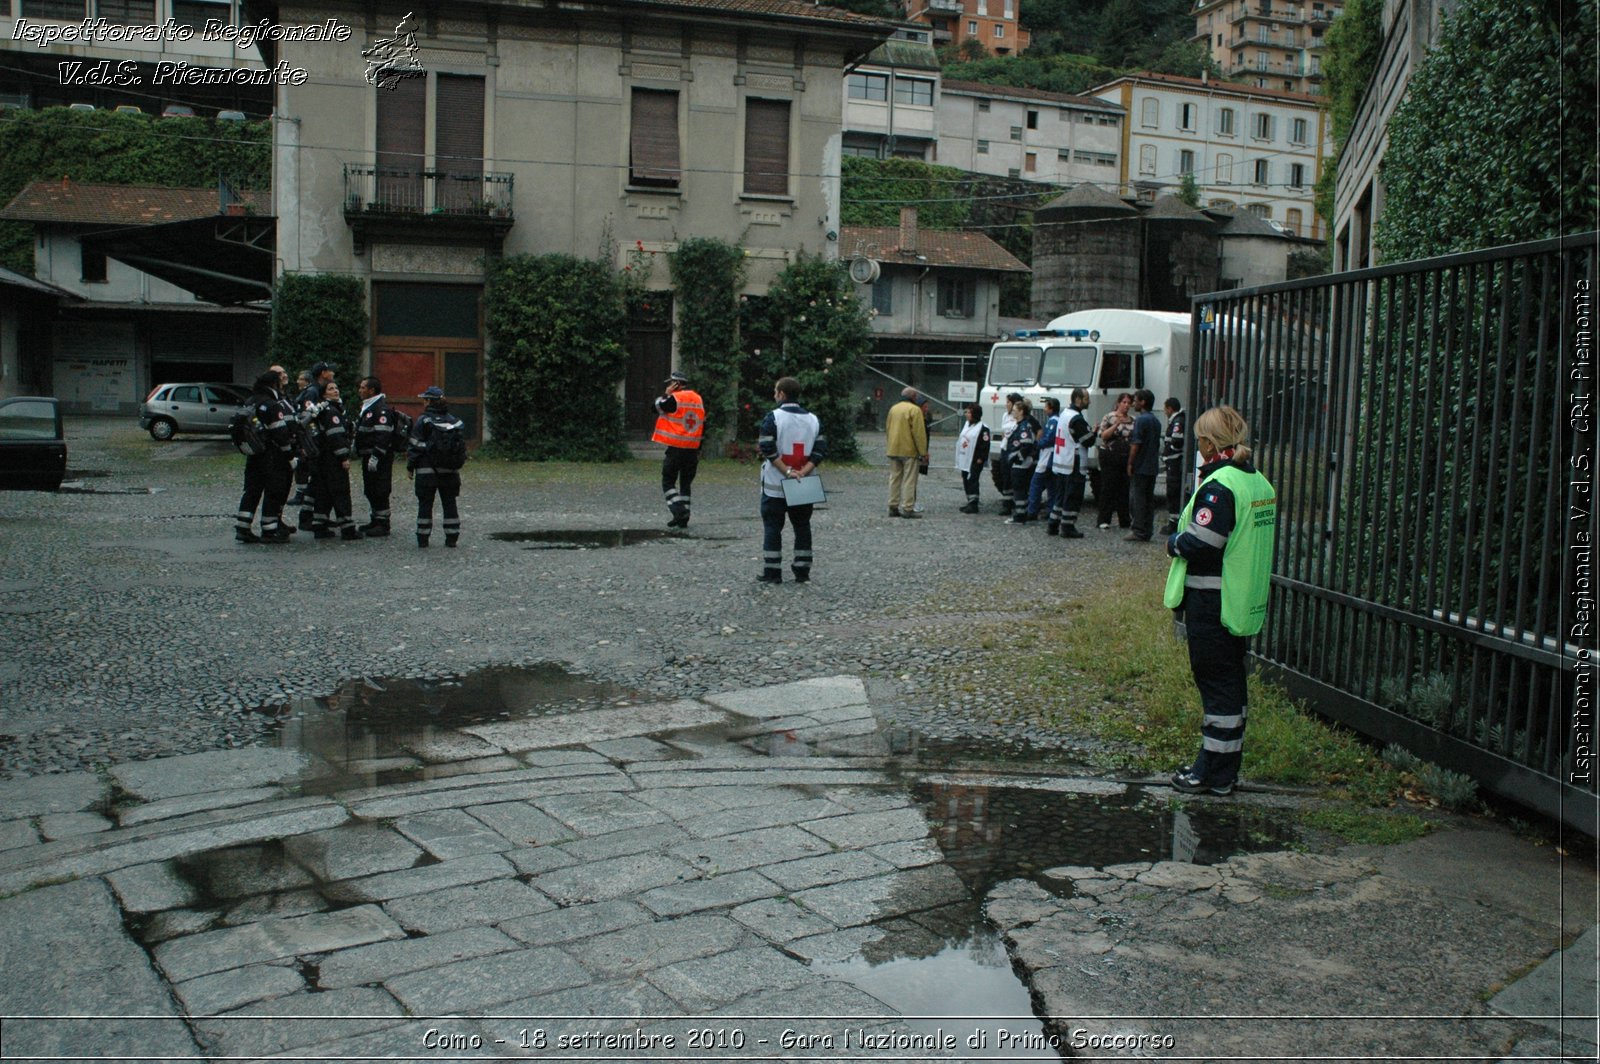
[435,74,485,211]
[743,98,790,196]
[376,75,426,210]
[630,89,682,187]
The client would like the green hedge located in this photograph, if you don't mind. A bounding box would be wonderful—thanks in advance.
[668,238,746,448]
[268,274,366,392]
[0,108,269,274]
[741,256,873,462]
[484,254,629,461]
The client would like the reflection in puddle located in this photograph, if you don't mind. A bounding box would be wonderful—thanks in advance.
[490,529,686,549]
[254,664,636,794]
[815,926,1060,1059]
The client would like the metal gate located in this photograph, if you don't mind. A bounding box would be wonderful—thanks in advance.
[1188,232,1599,834]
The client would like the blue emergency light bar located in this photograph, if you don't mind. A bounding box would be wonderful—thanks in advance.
[1010,328,1100,341]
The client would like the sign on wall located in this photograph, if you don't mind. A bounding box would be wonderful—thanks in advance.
[55,322,135,412]
[947,380,978,402]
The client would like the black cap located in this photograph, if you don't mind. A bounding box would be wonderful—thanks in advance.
[1006,392,1024,403]
[419,386,444,399]
[664,371,690,385]
[310,361,332,377]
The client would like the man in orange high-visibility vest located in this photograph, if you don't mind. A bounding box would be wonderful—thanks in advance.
[652,371,706,528]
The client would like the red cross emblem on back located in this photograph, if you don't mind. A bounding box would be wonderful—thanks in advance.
[782,443,807,469]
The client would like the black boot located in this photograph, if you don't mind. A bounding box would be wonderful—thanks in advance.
[235,529,260,543]
[1046,521,1060,536]
[417,535,430,548]
[445,534,459,548]
[341,525,364,541]
[1000,499,1014,515]
[756,569,782,584]
[361,523,390,538]
[959,501,979,514]
[1062,524,1085,539]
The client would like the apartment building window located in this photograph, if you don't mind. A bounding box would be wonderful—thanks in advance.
[1244,202,1272,218]
[1140,97,1158,127]
[1079,113,1093,123]
[1289,162,1305,188]
[978,99,991,112]
[1003,0,1013,15]
[1256,51,1268,69]
[21,0,86,16]
[1072,150,1117,166]
[977,139,990,154]
[1139,144,1157,175]
[1217,107,1235,135]
[1290,116,1307,144]
[1253,112,1274,139]
[743,98,791,196]
[1286,207,1303,235]
[1179,103,1196,130]
[1258,25,1269,42]
[894,77,934,106]
[994,24,1005,37]
[80,243,106,283]
[98,0,156,23]
[629,89,681,187]
[1024,151,1037,172]
[848,73,889,101]
[1253,158,1269,185]
[171,0,231,29]
[1217,153,1234,183]
[1009,125,1022,140]
[968,19,979,33]
[1026,109,1038,129]
[1007,167,1020,177]
[1179,149,1195,175]
[977,0,987,14]
[376,75,426,206]
[1059,147,1072,159]
[435,74,486,208]
[939,276,976,318]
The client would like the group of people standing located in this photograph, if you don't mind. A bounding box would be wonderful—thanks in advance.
[957,390,1188,540]
[235,365,468,548]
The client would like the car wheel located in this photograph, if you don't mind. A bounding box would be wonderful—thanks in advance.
[148,418,177,441]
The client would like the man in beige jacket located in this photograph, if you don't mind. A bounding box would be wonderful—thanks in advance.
[885,386,929,518]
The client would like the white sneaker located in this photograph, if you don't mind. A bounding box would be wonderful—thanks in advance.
[1098,522,1111,530]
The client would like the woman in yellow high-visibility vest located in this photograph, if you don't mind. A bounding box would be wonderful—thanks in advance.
[1164,406,1277,796]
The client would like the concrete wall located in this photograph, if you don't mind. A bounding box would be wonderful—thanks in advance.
[937,91,1121,184]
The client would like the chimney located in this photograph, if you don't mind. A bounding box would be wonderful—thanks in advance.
[899,207,918,254]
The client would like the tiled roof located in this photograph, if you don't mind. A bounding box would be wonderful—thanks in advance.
[1092,70,1322,104]
[942,79,1124,111]
[0,181,270,226]
[841,226,1029,272]
[629,0,897,29]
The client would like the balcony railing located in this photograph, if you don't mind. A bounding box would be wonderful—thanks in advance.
[343,165,513,218]
[927,0,963,12]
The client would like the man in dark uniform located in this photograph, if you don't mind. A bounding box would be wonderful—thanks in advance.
[309,380,360,540]
[652,371,705,528]
[235,370,296,543]
[1161,397,1189,536]
[292,362,333,526]
[354,375,403,537]
[407,386,467,548]
[756,376,826,583]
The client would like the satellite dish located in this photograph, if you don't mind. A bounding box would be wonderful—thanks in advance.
[848,257,880,284]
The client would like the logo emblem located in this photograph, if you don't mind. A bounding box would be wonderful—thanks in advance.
[363,12,425,90]
[1195,507,1214,526]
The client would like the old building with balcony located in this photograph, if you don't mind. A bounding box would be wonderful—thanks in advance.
[1091,71,1329,238]
[1191,0,1340,95]
[257,0,892,439]
[903,0,1029,56]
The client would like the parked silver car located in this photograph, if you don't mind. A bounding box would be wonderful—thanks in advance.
[140,382,250,440]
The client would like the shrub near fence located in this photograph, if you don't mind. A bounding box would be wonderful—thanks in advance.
[1190,233,1599,833]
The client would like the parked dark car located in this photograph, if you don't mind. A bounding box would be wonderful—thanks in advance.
[140,382,250,440]
[0,396,66,491]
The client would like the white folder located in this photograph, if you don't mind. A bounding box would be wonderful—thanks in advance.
[781,474,826,506]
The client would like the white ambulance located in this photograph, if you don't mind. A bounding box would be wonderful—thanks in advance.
[981,309,1194,470]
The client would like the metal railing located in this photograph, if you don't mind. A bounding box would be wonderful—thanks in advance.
[1189,232,1599,833]
[343,165,514,218]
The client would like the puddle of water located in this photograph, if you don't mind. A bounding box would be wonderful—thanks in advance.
[815,926,1062,1059]
[490,529,686,549]
[255,664,636,794]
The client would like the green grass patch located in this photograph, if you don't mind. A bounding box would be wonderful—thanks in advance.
[1299,807,1432,845]
[959,557,1404,804]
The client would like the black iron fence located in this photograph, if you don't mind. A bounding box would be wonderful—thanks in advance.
[343,165,514,218]
[1189,232,1598,833]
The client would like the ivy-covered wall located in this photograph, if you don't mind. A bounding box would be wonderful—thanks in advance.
[0,109,269,274]
[667,238,746,448]
[483,253,630,461]
[267,274,366,391]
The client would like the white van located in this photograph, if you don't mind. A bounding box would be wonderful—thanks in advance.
[981,309,1193,468]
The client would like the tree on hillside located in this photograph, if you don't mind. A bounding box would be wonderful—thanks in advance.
[1375,0,1597,261]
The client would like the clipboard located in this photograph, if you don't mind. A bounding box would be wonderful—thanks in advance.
[781,474,826,506]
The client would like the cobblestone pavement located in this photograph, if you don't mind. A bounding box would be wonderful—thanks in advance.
[0,418,1154,778]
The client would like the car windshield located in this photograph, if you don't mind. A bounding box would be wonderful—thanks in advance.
[987,344,1040,386]
[1039,345,1096,387]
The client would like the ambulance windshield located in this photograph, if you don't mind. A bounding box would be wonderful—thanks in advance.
[1039,345,1096,387]
[987,345,1039,386]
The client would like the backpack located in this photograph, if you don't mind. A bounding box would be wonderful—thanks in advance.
[388,408,414,448]
[424,417,467,470]
[229,408,266,456]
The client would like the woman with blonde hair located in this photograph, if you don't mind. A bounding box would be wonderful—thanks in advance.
[1164,405,1276,796]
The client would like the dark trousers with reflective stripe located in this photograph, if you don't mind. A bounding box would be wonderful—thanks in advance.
[1164,459,1187,521]
[1061,472,1086,529]
[760,494,813,577]
[960,468,983,504]
[661,446,700,519]
[1026,468,1064,520]
[362,452,393,527]
[415,470,461,540]
[237,452,290,533]
[312,454,354,530]
[1182,588,1248,787]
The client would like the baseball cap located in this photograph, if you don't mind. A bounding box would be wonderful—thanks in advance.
[418,386,444,399]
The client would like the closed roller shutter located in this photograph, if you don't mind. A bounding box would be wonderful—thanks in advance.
[743,98,790,196]
[630,89,681,187]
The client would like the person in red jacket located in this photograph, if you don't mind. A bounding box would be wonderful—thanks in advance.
[652,371,706,528]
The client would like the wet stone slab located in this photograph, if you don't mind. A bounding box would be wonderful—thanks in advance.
[171,962,304,1016]
[646,945,818,1012]
[790,864,971,928]
[637,869,784,918]
[729,896,839,943]
[534,852,700,906]
[152,905,406,982]
[116,787,283,828]
[702,675,870,719]
[194,987,406,1059]
[497,899,655,947]
[467,800,579,848]
[533,791,670,836]
[315,926,521,990]
[670,825,833,875]
[0,818,41,851]
[383,947,592,1014]
[0,771,107,818]
[464,701,729,752]
[283,823,424,882]
[577,913,747,977]
[105,861,201,914]
[37,810,113,839]
[799,807,934,849]
[111,749,315,802]
[320,853,515,904]
[381,878,557,934]
[394,808,513,859]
